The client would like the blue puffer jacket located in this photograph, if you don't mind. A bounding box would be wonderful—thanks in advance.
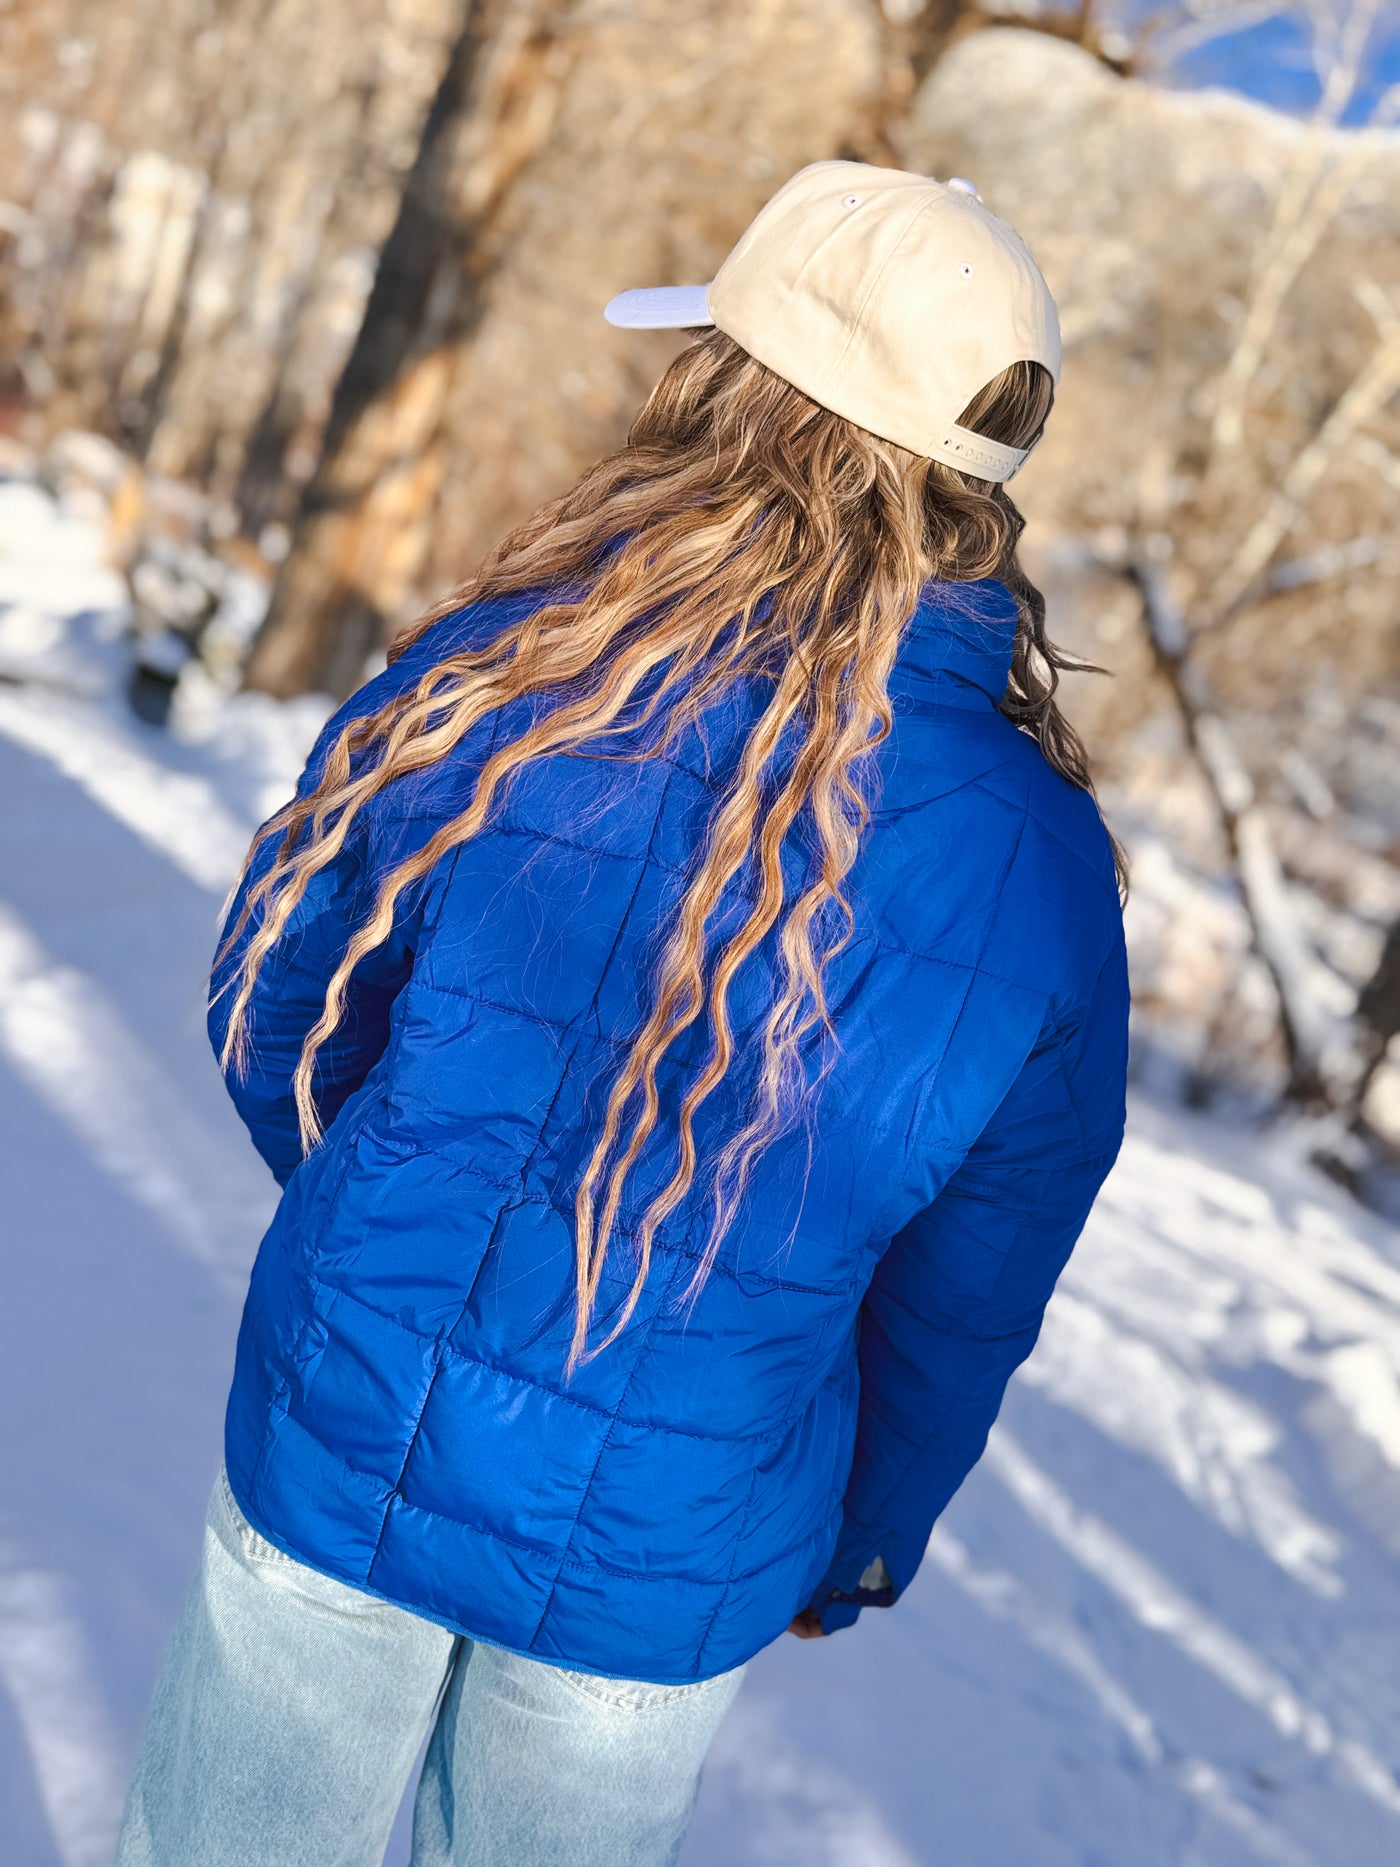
[211,575,1128,1685]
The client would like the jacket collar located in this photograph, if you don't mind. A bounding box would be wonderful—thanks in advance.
[893,577,1019,712]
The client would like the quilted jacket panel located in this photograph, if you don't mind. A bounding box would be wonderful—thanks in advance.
[211,575,1129,1682]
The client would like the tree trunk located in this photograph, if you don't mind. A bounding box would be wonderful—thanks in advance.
[1131,549,1338,1104]
[1,1,465,512]
[1351,918,1400,1121]
[244,0,576,699]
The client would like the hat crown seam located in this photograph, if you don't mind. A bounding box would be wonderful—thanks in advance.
[609,160,1060,479]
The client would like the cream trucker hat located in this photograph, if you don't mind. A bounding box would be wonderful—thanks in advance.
[604,160,1061,483]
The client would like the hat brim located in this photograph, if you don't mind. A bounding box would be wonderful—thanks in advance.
[604,285,714,330]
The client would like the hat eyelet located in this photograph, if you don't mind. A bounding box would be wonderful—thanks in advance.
[841,193,862,209]
[959,262,975,278]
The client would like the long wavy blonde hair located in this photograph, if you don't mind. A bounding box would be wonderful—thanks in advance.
[219,329,1121,1369]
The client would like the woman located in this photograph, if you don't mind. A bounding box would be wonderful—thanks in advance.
[118,161,1129,1866]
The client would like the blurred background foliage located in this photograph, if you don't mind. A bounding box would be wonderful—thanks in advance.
[2,0,1399,1197]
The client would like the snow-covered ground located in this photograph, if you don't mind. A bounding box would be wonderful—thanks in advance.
[4,474,1400,1866]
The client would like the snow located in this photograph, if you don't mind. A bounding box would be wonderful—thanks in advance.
[4,475,1400,1865]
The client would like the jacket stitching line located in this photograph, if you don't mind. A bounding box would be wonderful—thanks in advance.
[556,739,722,792]
[434,766,676,1373]
[464,762,677,1220]
[310,1129,860,1288]
[832,1350,968,1536]
[967,776,1119,900]
[524,1211,688,1648]
[359,847,467,1587]
[1055,948,1115,1158]
[367,1360,444,1590]
[865,938,1043,1003]
[844,1121,1114,1547]
[917,783,1034,1121]
[1057,1047,1092,1157]
[979,1153,1117,1317]
[383,1481,832,1588]
[414,976,627,1044]
[694,1311,834,1672]
[365,840,469,1117]
[304,1267,806,1444]
[487,817,689,874]
[698,1443,771,1673]
[312,1140,853,1288]
[854,787,1036,1532]
[409,973,942,1146]
[692,1414,768,1674]
[870,1261,1105,1343]
[505,764,683,1646]
[249,1251,345,1518]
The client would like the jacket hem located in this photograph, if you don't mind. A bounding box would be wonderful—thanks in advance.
[222,1461,758,1688]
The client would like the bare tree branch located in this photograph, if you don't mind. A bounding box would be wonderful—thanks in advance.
[1265,532,1385,593]
[1207,0,1387,457]
[1147,2,1301,67]
[1212,297,1400,614]
[1130,543,1342,1099]
[1352,434,1400,493]
[1351,920,1400,1123]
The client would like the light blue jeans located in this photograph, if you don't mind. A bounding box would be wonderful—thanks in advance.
[116,1469,746,1866]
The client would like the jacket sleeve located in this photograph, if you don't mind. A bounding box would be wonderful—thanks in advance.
[809,927,1129,1632]
[206,675,437,1187]
[208,809,417,1186]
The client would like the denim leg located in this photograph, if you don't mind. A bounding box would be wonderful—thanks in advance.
[410,1640,745,1867]
[116,1469,458,1867]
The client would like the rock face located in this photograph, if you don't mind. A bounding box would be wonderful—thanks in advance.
[897,31,1400,562]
